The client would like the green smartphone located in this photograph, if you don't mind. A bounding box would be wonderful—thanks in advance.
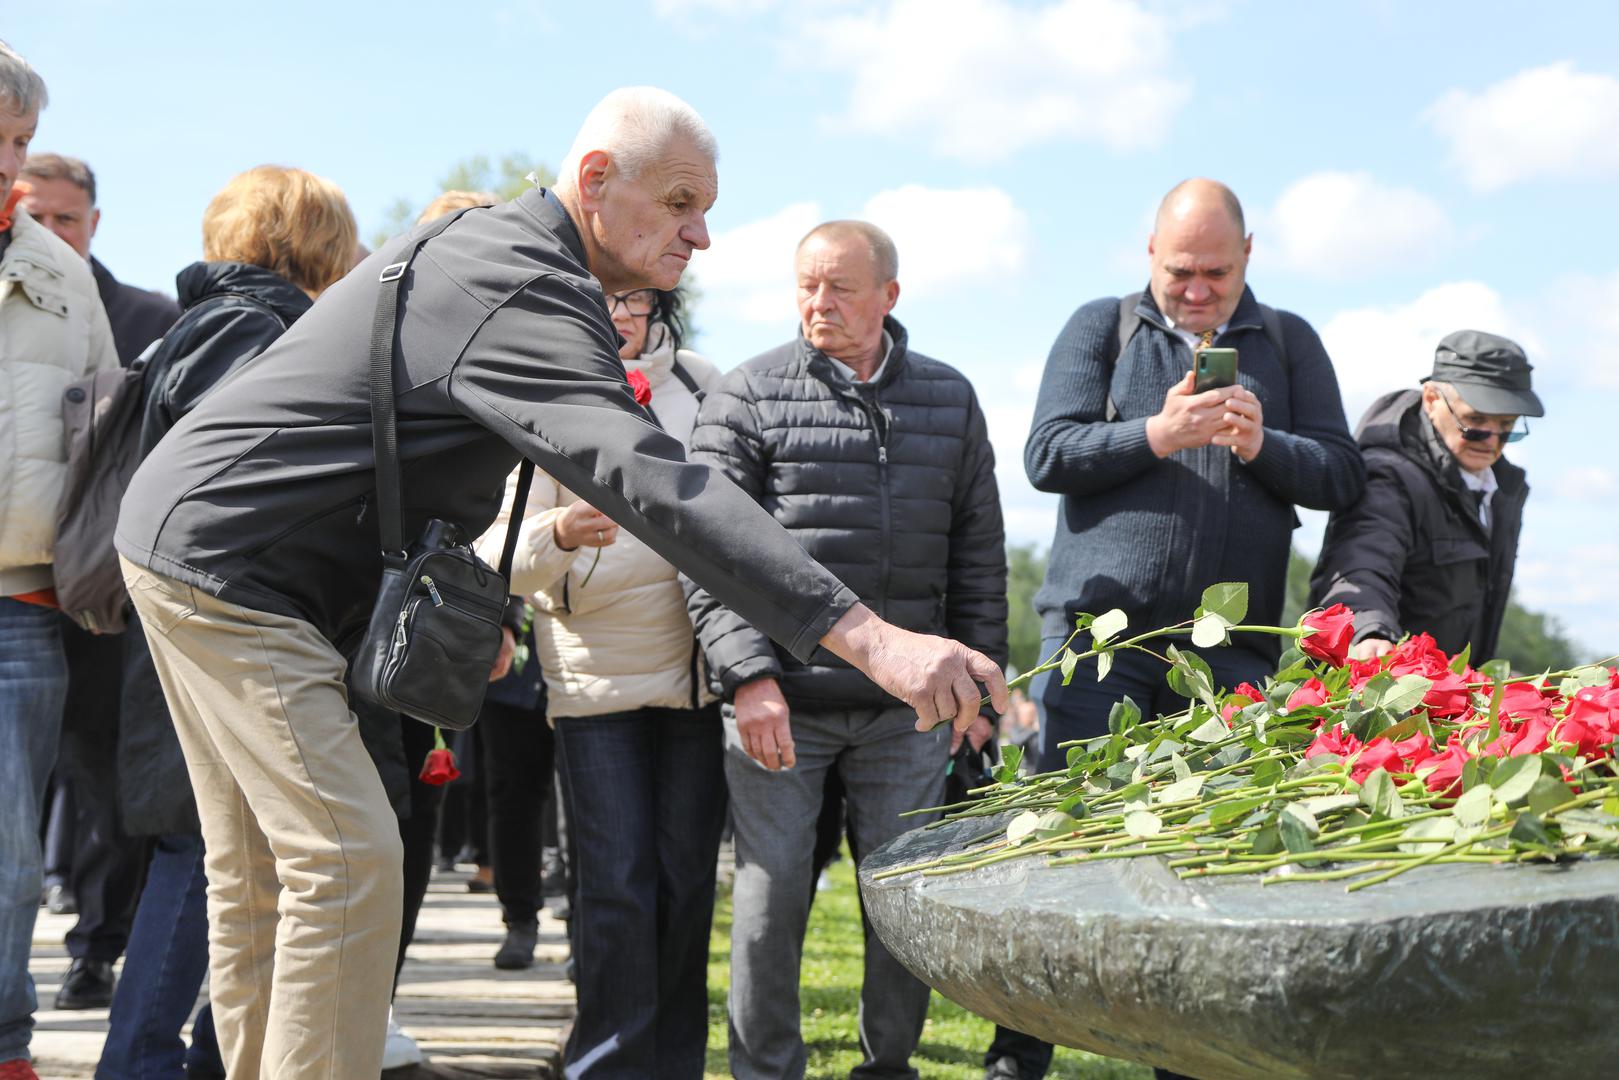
[1194,347,1238,393]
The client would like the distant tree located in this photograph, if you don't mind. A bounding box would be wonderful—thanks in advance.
[1006,543,1047,676]
[371,153,555,248]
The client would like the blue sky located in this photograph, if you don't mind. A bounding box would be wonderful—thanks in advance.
[12,0,1619,652]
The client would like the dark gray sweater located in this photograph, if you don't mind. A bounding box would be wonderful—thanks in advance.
[116,188,857,659]
[1024,287,1364,651]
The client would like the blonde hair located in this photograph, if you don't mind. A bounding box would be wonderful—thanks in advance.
[416,189,498,225]
[202,166,357,296]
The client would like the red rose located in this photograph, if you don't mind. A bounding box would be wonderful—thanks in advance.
[1299,604,1354,667]
[1387,633,1446,671]
[419,748,461,786]
[1306,724,1362,761]
[1221,682,1265,725]
[626,369,653,407]
[1285,678,1329,712]
[1346,656,1385,689]
[1385,646,1474,719]
[1350,737,1404,782]
[1419,739,1473,794]
[1498,682,1556,724]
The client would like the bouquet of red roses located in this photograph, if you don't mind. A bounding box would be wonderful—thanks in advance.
[886,585,1619,891]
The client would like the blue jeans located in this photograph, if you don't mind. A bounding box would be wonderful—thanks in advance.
[0,598,69,1063]
[555,706,728,1080]
[97,833,222,1079]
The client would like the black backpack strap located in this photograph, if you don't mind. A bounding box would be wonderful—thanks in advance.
[497,462,534,581]
[1258,303,1289,373]
[368,206,498,560]
[669,353,705,402]
[1104,292,1144,422]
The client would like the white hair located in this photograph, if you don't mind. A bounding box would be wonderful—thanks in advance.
[555,87,716,193]
[0,39,47,114]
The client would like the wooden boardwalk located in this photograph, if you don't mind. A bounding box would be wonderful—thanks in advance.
[29,871,572,1078]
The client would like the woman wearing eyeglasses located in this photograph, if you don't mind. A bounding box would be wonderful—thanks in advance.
[477,285,724,1077]
[1308,329,1542,666]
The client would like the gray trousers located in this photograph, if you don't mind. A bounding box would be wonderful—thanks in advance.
[724,703,948,1080]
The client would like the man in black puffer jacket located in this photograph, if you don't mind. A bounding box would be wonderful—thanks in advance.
[685,220,1007,1080]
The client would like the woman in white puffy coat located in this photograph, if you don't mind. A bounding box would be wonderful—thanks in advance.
[483,286,724,1077]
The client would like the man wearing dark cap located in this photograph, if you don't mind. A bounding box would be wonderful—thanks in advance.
[1309,330,1543,662]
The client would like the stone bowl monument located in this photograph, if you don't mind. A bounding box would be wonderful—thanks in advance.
[859,811,1619,1079]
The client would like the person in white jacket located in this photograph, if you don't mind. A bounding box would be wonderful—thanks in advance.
[0,39,119,1080]
[479,285,723,1077]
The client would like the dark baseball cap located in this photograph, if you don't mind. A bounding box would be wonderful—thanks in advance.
[1422,330,1543,417]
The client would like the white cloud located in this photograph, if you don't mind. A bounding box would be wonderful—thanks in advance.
[1260,171,1450,277]
[1318,281,1537,425]
[1551,466,1619,501]
[1548,268,1619,389]
[803,0,1190,161]
[1425,61,1619,191]
[690,185,1028,323]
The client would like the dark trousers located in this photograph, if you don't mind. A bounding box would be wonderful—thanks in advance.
[555,706,728,1079]
[59,621,147,962]
[437,727,488,864]
[480,700,555,928]
[395,717,446,985]
[987,636,1270,1080]
[97,833,221,1079]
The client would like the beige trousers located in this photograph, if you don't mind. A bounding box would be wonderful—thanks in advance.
[121,556,402,1080]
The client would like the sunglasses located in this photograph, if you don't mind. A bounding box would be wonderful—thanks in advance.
[1439,390,1529,444]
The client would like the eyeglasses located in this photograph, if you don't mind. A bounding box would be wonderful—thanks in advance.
[1439,390,1529,444]
[606,290,655,317]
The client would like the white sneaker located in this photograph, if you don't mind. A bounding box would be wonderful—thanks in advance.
[382,1007,425,1070]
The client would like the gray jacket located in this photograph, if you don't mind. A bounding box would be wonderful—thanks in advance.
[685,320,1007,710]
[115,188,856,662]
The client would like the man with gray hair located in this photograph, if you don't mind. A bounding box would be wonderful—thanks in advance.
[0,39,119,1080]
[20,151,179,1012]
[686,219,1007,1078]
[114,87,1006,1079]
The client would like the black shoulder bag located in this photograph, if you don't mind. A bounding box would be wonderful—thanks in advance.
[351,213,533,730]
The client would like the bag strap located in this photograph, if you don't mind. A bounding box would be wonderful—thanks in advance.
[1103,292,1143,422]
[367,208,531,567]
[1259,303,1290,372]
[669,353,706,402]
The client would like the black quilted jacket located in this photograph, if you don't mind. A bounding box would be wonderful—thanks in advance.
[684,317,1008,710]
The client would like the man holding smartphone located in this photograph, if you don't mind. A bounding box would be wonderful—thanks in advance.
[985,178,1365,1080]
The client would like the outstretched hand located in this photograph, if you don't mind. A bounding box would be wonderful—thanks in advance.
[819,603,1010,737]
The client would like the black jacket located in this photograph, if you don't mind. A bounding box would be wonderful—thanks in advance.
[92,257,180,366]
[115,188,855,659]
[1308,389,1527,661]
[1024,288,1364,654]
[118,262,313,836]
[684,319,1007,710]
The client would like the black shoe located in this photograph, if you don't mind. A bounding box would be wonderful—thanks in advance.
[43,884,76,916]
[56,957,115,1009]
[984,1058,1023,1080]
[494,923,537,970]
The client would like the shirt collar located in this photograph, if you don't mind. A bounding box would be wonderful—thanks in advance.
[826,330,894,385]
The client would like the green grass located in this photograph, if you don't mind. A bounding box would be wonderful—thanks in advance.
[703,853,1151,1079]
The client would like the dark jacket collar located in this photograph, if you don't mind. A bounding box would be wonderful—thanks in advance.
[1359,388,1527,525]
[522,187,590,272]
[798,315,911,392]
[175,261,312,325]
[1135,284,1264,336]
[91,255,118,307]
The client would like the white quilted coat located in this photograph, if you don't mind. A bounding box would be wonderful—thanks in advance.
[0,208,118,595]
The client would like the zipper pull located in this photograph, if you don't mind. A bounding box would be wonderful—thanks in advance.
[394,608,409,650]
[878,445,888,465]
[421,575,445,607]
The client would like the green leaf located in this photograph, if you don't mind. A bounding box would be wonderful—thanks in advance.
[1211,796,1270,827]
[1358,768,1401,818]
[1170,752,1192,782]
[1479,658,1512,683]
[1096,648,1114,682]
[1073,612,1096,632]
[1199,581,1249,625]
[994,743,1023,784]
[1453,784,1493,827]
[1251,824,1283,855]
[1191,612,1229,648]
[1115,781,1150,807]
[1090,608,1129,646]
[1035,810,1084,839]
[1489,756,1542,807]
[1278,803,1318,855]
[1381,674,1434,715]
[1510,812,1553,849]
[1251,758,1285,789]
[1301,793,1361,817]
[1057,793,1089,818]
[1165,646,1217,708]
[1106,697,1141,736]
[1123,810,1163,838]
[1060,648,1080,686]
[1556,809,1619,842]
[1185,715,1229,744]
[1399,815,1457,853]
[1448,643,1472,674]
[1276,645,1307,672]
[1158,775,1204,805]
[1529,775,1576,816]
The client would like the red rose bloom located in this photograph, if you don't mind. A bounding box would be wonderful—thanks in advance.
[1306,724,1362,761]
[419,748,461,786]
[1420,739,1473,794]
[1498,682,1556,723]
[1221,682,1265,725]
[1346,656,1385,689]
[1285,678,1329,712]
[1350,738,1403,782]
[1299,604,1354,667]
[626,369,653,407]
